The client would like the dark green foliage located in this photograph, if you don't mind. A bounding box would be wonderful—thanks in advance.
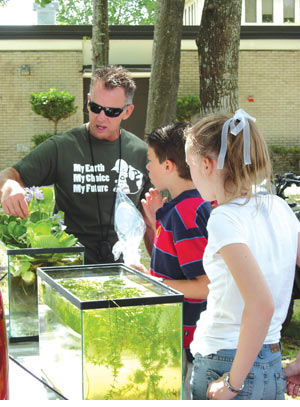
[31,133,53,148]
[269,145,300,174]
[270,145,300,155]
[30,88,77,134]
[176,95,200,122]
[60,278,144,301]
[52,0,157,25]
[34,0,52,5]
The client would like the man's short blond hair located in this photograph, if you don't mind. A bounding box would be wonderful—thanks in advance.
[90,65,136,104]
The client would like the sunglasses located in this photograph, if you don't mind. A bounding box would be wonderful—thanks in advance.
[88,100,130,117]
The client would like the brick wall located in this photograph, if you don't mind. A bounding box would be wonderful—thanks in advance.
[238,50,300,149]
[0,51,83,170]
[1,47,299,173]
[179,49,300,152]
[178,50,199,96]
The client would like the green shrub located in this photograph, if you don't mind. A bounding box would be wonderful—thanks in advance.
[31,133,54,149]
[30,88,77,135]
[269,145,300,174]
[176,95,200,122]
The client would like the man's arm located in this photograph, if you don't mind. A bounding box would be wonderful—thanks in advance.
[0,167,29,218]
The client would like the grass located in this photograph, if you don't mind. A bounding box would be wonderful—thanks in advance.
[282,299,300,360]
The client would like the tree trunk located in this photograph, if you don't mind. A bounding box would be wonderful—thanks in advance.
[197,0,242,115]
[92,0,109,71]
[145,0,185,134]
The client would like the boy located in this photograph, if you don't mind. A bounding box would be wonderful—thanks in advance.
[134,122,212,399]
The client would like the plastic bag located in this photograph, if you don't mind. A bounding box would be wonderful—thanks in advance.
[112,188,146,266]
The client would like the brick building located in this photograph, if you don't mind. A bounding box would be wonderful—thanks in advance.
[0,24,299,171]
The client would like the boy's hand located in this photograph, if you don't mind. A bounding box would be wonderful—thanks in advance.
[141,188,167,231]
[130,263,150,275]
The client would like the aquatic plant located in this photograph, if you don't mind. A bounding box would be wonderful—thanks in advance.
[41,276,182,400]
[0,186,79,284]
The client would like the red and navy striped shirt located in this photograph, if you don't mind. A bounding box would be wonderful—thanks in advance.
[150,189,211,349]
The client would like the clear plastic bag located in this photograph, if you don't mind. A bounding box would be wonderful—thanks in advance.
[112,188,146,266]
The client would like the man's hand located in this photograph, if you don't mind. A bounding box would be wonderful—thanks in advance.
[283,353,300,398]
[1,180,29,219]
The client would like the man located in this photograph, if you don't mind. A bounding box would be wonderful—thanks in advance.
[0,65,152,264]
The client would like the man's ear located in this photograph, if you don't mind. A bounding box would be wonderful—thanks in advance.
[87,93,91,108]
[122,104,134,120]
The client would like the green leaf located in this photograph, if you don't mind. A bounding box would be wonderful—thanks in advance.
[0,224,8,238]
[22,271,36,285]
[0,214,9,224]
[41,187,54,203]
[10,261,31,277]
[57,233,77,247]
[14,225,27,238]
[7,221,18,236]
[30,211,45,223]
[30,235,61,248]
[30,222,52,236]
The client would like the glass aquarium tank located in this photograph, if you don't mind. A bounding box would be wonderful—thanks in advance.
[0,241,84,341]
[37,264,183,400]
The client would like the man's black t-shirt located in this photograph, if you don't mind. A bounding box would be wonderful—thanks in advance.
[14,125,151,263]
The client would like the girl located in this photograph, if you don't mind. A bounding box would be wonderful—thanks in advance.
[185,109,300,400]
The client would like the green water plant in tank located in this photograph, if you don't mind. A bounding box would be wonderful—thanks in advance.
[42,276,181,400]
[0,186,84,340]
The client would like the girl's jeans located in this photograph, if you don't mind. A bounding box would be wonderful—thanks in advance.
[191,344,286,400]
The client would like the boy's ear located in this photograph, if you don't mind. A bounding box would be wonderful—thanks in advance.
[164,159,176,173]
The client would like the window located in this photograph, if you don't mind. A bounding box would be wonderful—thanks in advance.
[191,4,194,25]
[245,0,257,22]
[262,0,273,22]
[284,0,295,22]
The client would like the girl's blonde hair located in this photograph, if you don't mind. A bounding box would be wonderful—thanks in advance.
[186,113,272,201]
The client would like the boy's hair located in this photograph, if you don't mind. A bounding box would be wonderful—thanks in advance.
[186,114,272,199]
[146,122,191,180]
[90,65,136,104]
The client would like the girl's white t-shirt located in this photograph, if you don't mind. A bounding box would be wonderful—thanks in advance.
[190,194,300,357]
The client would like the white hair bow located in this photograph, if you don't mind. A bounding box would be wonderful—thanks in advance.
[217,108,256,170]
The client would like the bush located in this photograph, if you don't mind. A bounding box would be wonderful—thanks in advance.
[176,95,200,122]
[31,133,54,149]
[269,145,300,174]
[30,88,77,135]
